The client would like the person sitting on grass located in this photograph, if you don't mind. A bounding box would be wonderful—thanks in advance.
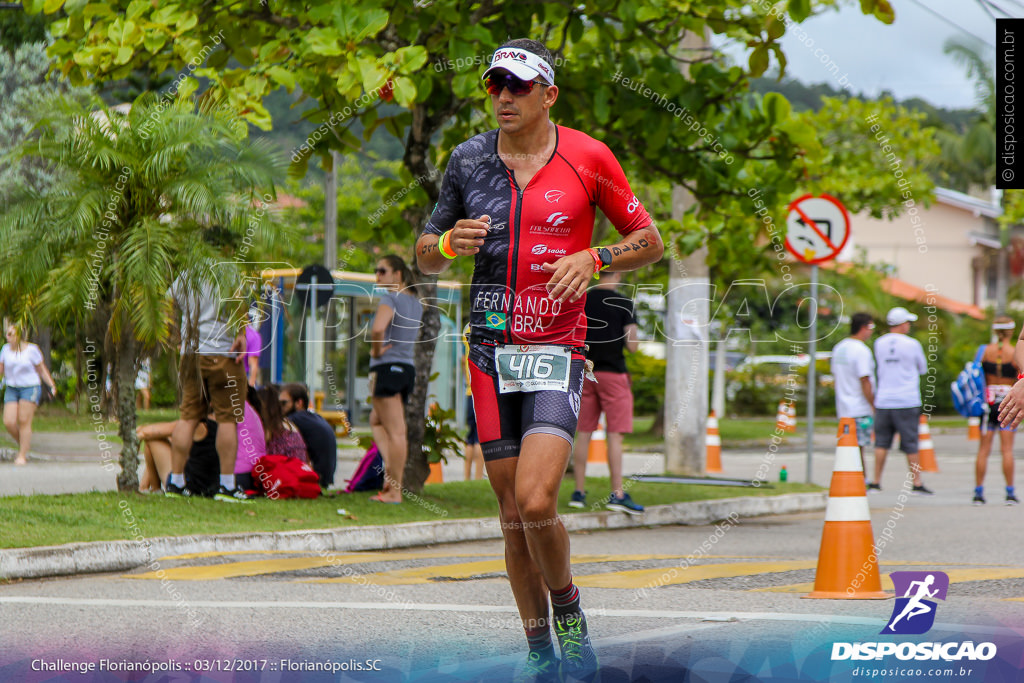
[138,416,216,494]
[279,382,337,488]
[258,384,309,465]
[138,388,265,495]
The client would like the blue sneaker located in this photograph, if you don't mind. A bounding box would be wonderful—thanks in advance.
[568,490,586,509]
[554,611,598,681]
[606,492,644,516]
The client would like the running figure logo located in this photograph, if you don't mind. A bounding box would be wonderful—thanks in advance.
[881,571,950,635]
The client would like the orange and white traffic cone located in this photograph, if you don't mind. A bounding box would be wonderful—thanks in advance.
[917,414,938,472]
[426,461,444,484]
[776,401,789,432]
[967,417,981,441]
[786,401,798,433]
[588,413,607,464]
[805,417,890,599]
[706,410,722,474]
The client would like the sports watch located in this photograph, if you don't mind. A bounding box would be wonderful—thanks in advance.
[597,247,613,270]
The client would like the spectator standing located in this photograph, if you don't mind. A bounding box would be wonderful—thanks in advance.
[279,382,337,488]
[870,307,932,494]
[135,357,152,411]
[368,255,423,503]
[570,271,643,514]
[973,316,1018,505]
[166,275,251,502]
[831,312,876,477]
[1,324,57,465]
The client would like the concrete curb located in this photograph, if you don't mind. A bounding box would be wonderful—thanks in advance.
[0,492,826,581]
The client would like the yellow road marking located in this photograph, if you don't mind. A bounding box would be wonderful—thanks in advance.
[757,567,1024,594]
[308,559,509,585]
[573,561,818,589]
[124,552,497,581]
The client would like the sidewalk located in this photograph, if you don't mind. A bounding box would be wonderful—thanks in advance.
[0,427,988,496]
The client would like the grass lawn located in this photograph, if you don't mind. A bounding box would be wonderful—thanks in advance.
[0,477,821,550]
[30,405,181,435]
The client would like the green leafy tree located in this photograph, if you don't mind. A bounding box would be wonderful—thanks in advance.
[36,0,904,491]
[0,42,91,203]
[930,37,995,194]
[0,94,285,490]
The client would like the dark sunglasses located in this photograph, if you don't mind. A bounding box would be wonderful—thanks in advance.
[375,267,389,275]
[484,73,544,96]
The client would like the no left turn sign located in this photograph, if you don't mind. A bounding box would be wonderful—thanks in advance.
[784,194,851,264]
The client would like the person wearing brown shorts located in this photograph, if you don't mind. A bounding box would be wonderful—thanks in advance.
[167,276,251,502]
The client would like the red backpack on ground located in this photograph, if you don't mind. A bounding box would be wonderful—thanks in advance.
[253,455,322,499]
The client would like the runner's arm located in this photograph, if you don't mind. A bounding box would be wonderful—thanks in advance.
[416,217,490,275]
[600,223,664,272]
[1000,331,1024,427]
[542,224,664,304]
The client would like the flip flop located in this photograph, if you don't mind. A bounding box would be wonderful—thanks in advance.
[369,495,401,505]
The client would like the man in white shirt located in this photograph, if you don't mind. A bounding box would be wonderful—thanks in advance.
[870,307,932,494]
[831,312,876,476]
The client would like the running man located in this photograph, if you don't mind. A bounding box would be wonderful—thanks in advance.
[416,39,663,680]
[884,574,938,632]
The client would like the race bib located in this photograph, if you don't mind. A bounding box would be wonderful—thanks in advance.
[494,344,571,394]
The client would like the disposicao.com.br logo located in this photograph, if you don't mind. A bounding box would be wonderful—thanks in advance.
[831,571,997,663]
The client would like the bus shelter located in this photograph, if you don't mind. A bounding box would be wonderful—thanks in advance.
[257,268,465,428]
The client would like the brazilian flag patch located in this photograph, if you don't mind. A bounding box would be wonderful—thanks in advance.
[485,312,507,330]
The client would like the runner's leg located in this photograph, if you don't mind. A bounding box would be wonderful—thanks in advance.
[486,456,552,635]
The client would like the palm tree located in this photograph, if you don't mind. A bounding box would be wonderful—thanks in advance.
[0,94,285,491]
[931,37,995,193]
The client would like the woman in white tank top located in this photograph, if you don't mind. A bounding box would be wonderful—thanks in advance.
[1,324,58,465]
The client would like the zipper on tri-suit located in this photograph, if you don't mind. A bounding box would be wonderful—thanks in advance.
[506,171,523,345]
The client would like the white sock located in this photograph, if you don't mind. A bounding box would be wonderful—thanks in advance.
[220,474,235,490]
[170,473,185,488]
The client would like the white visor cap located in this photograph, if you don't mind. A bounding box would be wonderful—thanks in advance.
[482,47,555,86]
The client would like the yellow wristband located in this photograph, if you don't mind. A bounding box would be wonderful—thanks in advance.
[439,230,457,259]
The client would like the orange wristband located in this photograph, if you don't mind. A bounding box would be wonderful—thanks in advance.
[439,230,457,259]
[586,248,602,278]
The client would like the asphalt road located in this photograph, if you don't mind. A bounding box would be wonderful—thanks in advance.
[3,428,1024,681]
[3,492,1024,681]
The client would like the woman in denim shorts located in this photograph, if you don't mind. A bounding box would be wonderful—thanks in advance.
[0,324,57,465]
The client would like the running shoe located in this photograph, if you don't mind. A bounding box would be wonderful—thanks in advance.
[213,485,254,503]
[606,493,644,516]
[553,612,598,681]
[513,648,560,683]
[911,485,934,495]
[568,491,586,509]
[866,483,881,493]
[973,494,986,505]
[1007,494,1019,506]
[164,480,192,498]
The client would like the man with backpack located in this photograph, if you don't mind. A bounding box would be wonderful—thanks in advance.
[831,312,876,478]
[869,307,932,494]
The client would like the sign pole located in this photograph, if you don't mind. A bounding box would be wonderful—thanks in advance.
[806,264,818,484]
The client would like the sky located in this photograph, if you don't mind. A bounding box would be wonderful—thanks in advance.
[719,0,1012,111]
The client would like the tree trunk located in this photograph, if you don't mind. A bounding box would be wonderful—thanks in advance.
[114,331,139,491]
[403,278,440,494]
